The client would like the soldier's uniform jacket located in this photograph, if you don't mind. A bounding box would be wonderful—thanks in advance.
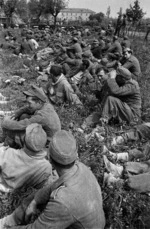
[11,162,105,229]
[48,74,82,106]
[2,103,61,142]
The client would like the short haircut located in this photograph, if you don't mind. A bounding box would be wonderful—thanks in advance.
[50,157,75,169]
[50,65,62,77]
[96,66,108,74]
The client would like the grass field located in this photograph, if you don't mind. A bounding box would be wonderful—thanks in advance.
[0,31,150,228]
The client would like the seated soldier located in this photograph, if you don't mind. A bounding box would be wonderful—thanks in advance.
[0,123,53,193]
[28,35,39,50]
[0,130,105,229]
[91,39,103,60]
[107,36,122,60]
[78,59,95,94]
[82,51,100,76]
[121,36,131,49]
[62,52,82,78]
[81,66,141,130]
[120,48,141,81]
[0,38,16,51]
[2,85,61,146]
[67,37,82,58]
[93,67,109,98]
[100,66,141,124]
[47,64,83,107]
[19,36,33,55]
[102,38,111,55]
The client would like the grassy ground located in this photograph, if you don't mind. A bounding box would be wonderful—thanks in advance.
[0,31,150,228]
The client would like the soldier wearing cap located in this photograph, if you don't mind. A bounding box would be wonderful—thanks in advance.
[102,38,111,54]
[107,36,122,60]
[91,39,103,60]
[121,36,131,49]
[120,48,141,80]
[48,65,83,107]
[62,52,82,78]
[19,36,33,55]
[67,37,82,58]
[100,66,141,124]
[2,85,61,146]
[2,130,105,229]
[81,66,141,129]
[0,123,53,194]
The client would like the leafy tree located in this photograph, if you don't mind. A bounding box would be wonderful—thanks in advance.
[44,0,68,27]
[28,0,67,26]
[28,0,47,22]
[4,0,18,26]
[126,0,145,24]
[0,0,4,8]
[89,12,104,24]
[16,0,28,23]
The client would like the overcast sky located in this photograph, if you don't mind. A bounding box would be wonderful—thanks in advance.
[68,0,150,18]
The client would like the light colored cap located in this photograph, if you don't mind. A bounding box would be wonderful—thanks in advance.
[50,130,78,165]
[25,123,47,152]
[117,66,132,80]
[23,85,47,102]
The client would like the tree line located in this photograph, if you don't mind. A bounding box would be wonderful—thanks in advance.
[0,0,67,27]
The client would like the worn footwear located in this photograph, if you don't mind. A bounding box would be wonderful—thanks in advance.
[0,184,11,193]
[76,128,84,134]
[99,118,108,126]
[95,132,104,142]
[103,155,123,178]
[0,213,17,228]
[116,152,129,162]
[104,172,122,188]
[102,145,117,159]
[108,151,117,160]
[111,136,124,146]
[102,145,109,153]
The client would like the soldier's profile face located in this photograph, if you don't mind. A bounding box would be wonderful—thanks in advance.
[26,97,39,112]
[124,51,130,59]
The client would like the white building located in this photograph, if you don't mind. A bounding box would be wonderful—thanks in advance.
[58,8,95,22]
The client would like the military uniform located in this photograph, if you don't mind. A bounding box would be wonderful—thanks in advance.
[9,162,105,229]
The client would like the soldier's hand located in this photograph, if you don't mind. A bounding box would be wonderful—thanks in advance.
[109,70,117,79]
[25,199,37,223]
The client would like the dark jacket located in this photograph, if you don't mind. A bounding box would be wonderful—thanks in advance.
[107,78,141,117]
[120,55,141,80]
[91,46,102,59]
[107,40,122,55]
[121,39,131,49]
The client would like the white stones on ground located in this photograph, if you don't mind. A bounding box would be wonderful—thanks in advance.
[4,76,26,85]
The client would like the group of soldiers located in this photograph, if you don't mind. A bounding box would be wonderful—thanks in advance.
[0,22,149,228]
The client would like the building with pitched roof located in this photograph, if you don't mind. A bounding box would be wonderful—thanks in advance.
[58,8,95,22]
